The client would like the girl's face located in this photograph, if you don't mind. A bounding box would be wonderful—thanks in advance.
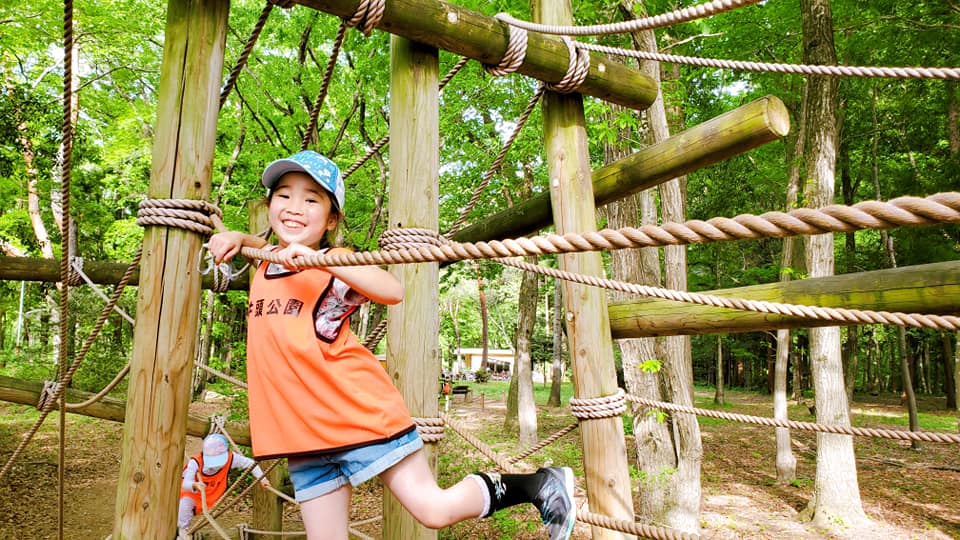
[268,172,339,249]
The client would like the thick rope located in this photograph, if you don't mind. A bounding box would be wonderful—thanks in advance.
[301,20,348,151]
[58,0,77,534]
[195,481,233,540]
[413,416,445,443]
[441,414,522,473]
[445,85,545,237]
[361,319,387,351]
[220,2,275,109]
[497,0,760,36]
[341,56,469,180]
[485,14,528,77]
[569,389,627,419]
[506,422,579,465]
[237,192,960,267]
[499,257,960,331]
[627,395,960,444]
[578,510,700,540]
[136,199,224,236]
[345,0,385,36]
[65,364,130,410]
[579,42,960,80]
[545,37,590,93]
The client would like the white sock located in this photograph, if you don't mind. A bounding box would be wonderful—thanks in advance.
[467,474,490,518]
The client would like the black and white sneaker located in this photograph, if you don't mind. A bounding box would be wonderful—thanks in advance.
[531,467,575,540]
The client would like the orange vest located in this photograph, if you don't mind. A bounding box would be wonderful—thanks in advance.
[179,452,234,511]
[245,250,414,459]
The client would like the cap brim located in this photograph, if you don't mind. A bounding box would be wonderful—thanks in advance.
[203,451,228,469]
[261,160,309,191]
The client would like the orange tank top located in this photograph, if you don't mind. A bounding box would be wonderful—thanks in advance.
[179,452,234,510]
[245,250,414,459]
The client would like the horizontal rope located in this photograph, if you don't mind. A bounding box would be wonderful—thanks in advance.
[628,395,960,444]
[579,42,960,80]
[238,193,960,268]
[496,0,758,36]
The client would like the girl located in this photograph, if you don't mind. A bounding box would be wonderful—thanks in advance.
[207,150,575,540]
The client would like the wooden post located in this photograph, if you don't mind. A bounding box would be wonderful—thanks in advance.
[384,35,440,540]
[246,200,285,537]
[112,1,229,539]
[532,0,635,537]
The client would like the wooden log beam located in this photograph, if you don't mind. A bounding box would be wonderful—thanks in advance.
[608,261,960,337]
[0,375,250,446]
[0,255,250,290]
[294,0,658,110]
[452,95,789,243]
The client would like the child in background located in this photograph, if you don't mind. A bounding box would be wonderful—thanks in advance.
[206,150,575,540]
[177,433,270,538]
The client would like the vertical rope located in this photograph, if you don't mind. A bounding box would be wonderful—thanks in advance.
[57,1,76,538]
[220,2,275,109]
[301,21,348,151]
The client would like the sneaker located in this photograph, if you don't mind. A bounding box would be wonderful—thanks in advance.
[531,467,575,540]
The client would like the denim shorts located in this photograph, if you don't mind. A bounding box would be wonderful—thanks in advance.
[288,429,423,502]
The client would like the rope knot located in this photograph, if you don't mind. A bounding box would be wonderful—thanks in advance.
[569,388,626,419]
[485,14,529,77]
[546,37,590,93]
[137,199,224,236]
[346,0,385,36]
[378,228,448,251]
[67,256,84,287]
[413,416,446,443]
[37,381,63,411]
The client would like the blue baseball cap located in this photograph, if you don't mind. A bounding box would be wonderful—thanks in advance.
[261,150,345,213]
[202,433,229,469]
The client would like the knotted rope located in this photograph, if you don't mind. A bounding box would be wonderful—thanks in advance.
[569,389,627,419]
[485,14,528,77]
[136,199,224,236]
[546,37,590,93]
[236,193,960,268]
[413,416,445,443]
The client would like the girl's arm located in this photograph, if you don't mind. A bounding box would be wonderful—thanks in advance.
[207,231,267,265]
[276,243,403,305]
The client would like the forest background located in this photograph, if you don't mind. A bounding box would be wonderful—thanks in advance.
[0,0,959,536]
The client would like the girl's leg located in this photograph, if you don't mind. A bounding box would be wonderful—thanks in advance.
[299,484,352,540]
[176,497,195,528]
[379,449,485,529]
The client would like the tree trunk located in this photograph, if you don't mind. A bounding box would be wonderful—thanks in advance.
[948,80,959,156]
[477,263,489,373]
[506,257,539,447]
[798,0,868,528]
[506,171,539,446]
[612,1,701,532]
[714,335,724,406]
[943,332,957,410]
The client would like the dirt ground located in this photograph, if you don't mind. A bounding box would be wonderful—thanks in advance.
[0,390,958,539]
